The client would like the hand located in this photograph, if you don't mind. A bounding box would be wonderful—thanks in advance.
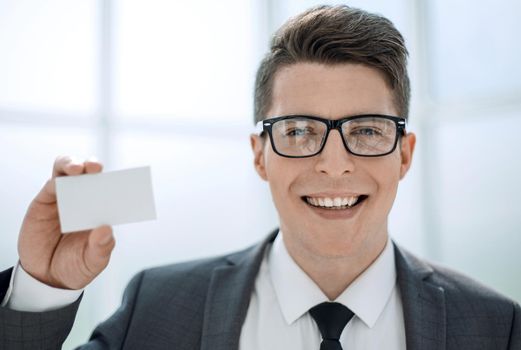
[17,156,116,290]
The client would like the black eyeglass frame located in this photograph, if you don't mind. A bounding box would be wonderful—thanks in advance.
[260,114,407,158]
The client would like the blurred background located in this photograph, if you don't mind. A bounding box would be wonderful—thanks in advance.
[0,0,520,348]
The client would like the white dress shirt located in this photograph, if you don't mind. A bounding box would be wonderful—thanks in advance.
[0,261,82,311]
[239,232,406,350]
[2,232,406,349]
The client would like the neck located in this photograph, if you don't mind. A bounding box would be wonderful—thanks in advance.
[282,233,388,300]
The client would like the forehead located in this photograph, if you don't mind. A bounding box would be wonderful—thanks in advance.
[268,62,397,119]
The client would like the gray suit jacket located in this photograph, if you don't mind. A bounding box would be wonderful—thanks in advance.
[1,229,520,349]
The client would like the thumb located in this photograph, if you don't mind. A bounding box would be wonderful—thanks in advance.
[84,225,115,276]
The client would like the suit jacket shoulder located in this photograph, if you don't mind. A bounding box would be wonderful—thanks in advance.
[394,243,521,350]
[88,233,273,350]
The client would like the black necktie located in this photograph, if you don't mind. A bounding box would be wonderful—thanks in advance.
[309,302,354,350]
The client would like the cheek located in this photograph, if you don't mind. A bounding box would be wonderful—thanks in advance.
[265,155,299,208]
[373,159,401,208]
[265,156,317,222]
[381,178,399,207]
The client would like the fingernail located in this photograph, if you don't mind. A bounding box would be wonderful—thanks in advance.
[98,232,113,246]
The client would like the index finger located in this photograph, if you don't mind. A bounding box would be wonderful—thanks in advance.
[84,156,104,174]
[52,155,85,178]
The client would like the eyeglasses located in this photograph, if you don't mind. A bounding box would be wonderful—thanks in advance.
[258,114,406,158]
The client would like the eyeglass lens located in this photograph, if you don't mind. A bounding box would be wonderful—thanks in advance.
[271,116,398,157]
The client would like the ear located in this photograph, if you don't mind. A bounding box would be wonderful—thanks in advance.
[399,132,416,180]
[250,133,268,181]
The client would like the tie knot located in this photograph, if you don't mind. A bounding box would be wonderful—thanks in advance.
[309,302,354,342]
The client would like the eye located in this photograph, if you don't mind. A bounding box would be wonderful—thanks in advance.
[351,127,382,136]
[286,127,314,136]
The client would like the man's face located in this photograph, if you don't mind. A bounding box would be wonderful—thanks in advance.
[250,63,415,260]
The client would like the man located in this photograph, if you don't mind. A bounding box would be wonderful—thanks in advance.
[1,5,519,350]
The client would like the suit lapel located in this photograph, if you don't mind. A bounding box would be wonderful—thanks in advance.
[200,230,278,350]
[395,244,446,350]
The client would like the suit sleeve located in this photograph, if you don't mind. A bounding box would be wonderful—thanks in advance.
[0,267,146,350]
[0,267,13,303]
[0,267,81,350]
[508,301,521,350]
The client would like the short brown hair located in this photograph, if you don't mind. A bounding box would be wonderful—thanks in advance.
[253,5,410,124]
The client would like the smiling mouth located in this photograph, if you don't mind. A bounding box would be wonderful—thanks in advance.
[301,195,369,210]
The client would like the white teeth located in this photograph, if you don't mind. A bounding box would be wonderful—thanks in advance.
[347,196,358,206]
[305,195,362,208]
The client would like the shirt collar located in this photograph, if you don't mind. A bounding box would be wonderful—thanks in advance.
[268,230,396,328]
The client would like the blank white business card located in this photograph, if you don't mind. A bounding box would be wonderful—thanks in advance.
[55,166,157,233]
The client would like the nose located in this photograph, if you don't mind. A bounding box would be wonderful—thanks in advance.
[314,129,356,176]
